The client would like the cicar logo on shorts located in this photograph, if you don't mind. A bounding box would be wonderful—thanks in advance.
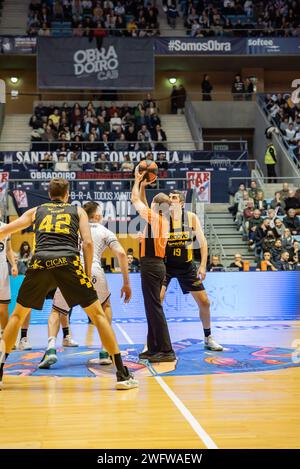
[45,258,68,269]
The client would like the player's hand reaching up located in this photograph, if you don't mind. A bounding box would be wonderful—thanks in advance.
[134,165,146,182]
[121,284,132,303]
[140,177,155,187]
[134,165,154,185]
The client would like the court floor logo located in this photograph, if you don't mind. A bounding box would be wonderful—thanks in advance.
[3,339,300,379]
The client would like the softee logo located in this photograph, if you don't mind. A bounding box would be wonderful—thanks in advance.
[167,39,231,52]
[248,39,275,47]
[73,46,119,81]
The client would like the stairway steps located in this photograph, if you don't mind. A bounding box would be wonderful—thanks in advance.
[3,127,30,130]
[160,113,196,151]
[207,212,233,217]
[224,252,254,256]
[207,225,242,232]
[205,203,256,262]
[0,145,30,150]
[0,113,31,150]
[211,225,239,230]
[3,126,31,130]
[207,220,234,225]
[209,221,238,226]
[213,230,243,235]
[0,0,31,33]
[209,233,244,239]
[208,221,236,227]
[220,243,250,248]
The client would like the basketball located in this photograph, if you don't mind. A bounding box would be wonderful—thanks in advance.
[138,159,158,183]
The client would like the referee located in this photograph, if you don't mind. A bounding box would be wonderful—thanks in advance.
[131,167,175,363]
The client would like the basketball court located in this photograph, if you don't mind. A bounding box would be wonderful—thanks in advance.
[1,273,299,449]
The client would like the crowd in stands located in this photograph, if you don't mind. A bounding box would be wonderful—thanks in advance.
[181,0,300,37]
[263,93,300,164]
[29,99,169,169]
[100,247,141,272]
[27,0,160,37]
[26,0,300,37]
[229,180,300,270]
[7,241,33,275]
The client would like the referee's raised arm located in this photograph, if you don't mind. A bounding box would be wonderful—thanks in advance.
[131,166,149,217]
[131,166,159,224]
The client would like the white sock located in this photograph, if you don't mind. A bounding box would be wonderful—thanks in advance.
[47,336,56,350]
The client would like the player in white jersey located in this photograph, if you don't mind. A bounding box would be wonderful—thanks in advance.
[38,201,131,369]
[18,299,79,352]
[0,212,32,350]
[0,212,18,337]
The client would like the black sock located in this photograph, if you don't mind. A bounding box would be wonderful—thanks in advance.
[204,328,211,338]
[113,353,127,375]
[62,327,69,338]
[0,353,9,376]
[21,329,27,340]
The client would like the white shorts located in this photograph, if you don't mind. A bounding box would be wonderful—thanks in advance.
[0,262,10,304]
[53,264,110,314]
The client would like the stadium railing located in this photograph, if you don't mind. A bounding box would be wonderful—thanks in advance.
[185,96,203,150]
[256,93,300,174]
[1,27,300,37]
[204,216,227,262]
[0,157,261,174]
[0,102,4,136]
[0,140,248,152]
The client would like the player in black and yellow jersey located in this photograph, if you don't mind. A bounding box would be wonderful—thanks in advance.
[161,190,223,351]
[0,178,138,390]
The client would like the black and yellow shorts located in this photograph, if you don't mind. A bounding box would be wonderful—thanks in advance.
[163,262,205,294]
[17,255,98,310]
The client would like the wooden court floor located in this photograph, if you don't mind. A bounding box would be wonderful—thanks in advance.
[0,321,300,449]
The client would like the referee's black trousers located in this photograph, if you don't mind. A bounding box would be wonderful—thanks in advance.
[140,257,173,354]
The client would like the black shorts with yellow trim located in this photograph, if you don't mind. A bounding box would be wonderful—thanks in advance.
[163,262,205,294]
[17,255,98,311]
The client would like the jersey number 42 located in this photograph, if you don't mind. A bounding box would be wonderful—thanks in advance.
[38,214,71,234]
